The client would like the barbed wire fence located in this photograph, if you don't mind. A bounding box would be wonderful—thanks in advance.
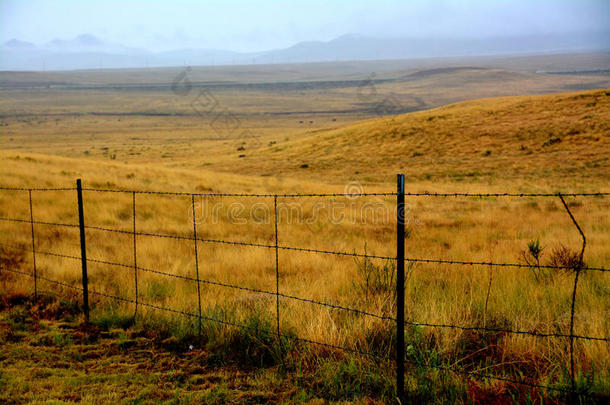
[0,177,608,403]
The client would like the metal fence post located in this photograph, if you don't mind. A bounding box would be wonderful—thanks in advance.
[274,196,281,342]
[396,174,405,403]
[191,195,202,344]
[28,189,37,298]
[132,191,138,318]
[76,179,89,323]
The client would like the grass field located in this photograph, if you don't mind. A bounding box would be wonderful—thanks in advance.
[0,55,609,403]
[2,293,389,404]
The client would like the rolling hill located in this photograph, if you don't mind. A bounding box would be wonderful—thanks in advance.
[217,89,610,186]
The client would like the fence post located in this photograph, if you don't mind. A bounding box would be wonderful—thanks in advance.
[191,195,202,344]
[396,174,405,404]
[557,194,586,400]
[28,189,37,298]
[76,179,89,324]
[132,191,138,318]
[274,196,281,342]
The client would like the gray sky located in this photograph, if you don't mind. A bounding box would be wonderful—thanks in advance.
[1,0,608,52]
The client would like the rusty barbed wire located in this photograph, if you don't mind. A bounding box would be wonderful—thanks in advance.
[0,186,76,192]
[1,241,607,343]
[0,264,602,399]
[2,214,609,273]
[53,221,610,273]
[2,184,609,198]
[0,185,597,198]
[0,217,79,229]
[0,265,391,361]
[1,184,609,400]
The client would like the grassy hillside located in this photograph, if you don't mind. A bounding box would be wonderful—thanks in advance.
[219,89,610,185]
[1,87,609,403]
[1,62,608,180]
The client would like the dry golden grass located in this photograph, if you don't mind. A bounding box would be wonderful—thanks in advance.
[1,62,608,175]
[219,89,610,185]
[1,83,609,400]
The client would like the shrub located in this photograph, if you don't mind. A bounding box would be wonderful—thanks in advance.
[548,244,585,273]
[353,249,397,300]
[520,239,547,282]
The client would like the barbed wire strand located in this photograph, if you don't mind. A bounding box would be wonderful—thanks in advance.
[76,187,610,198]
[1,241,607,343]
[0,186,76,192]
[1,183,610,198]
[1,185,609,400]
[0,265,389,361]
[0,217,79,229]
[68,224,610,273]
[3,183,610,198]
[2,219,608,274]
[0,264,600,398]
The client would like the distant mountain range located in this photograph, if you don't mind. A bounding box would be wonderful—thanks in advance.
[2,32,609,71]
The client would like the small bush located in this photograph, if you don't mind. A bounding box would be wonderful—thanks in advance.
[353,246,414,305]
[520,238,548,282]
[548,244,585,273]
[453,314,511,367]
[353,253,395,300]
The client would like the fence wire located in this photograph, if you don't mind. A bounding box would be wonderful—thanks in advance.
[3,216,608,273]
[0,183,608,401]
[3,183,606,197]
[0,264,603,399]
[1,240,608,345]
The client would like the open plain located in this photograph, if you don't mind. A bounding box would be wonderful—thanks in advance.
[1,52,609,403]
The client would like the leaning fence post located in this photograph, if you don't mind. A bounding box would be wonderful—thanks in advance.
[76,179,89,324]
[557,194,586,400]
[28,189,38,298]
[396,174,405,403]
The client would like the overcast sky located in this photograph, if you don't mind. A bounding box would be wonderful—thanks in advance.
[1,0,608,52]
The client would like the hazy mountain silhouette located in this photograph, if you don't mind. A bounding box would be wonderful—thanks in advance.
[3,39,37,50]
[1,32,608,71]
[257,32,610,64]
